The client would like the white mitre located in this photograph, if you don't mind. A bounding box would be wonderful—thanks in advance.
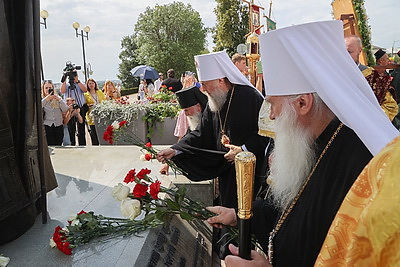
[194,51,261,94]
[259,20,399,155]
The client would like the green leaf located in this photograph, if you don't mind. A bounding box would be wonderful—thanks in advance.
[179,212,194,221]
[155,210,169,221]
[166,198,180,211]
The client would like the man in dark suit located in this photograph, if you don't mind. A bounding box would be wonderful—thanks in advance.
[161,69,182,93]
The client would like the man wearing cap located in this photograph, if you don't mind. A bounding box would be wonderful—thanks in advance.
[345,36,398,121]
[157,51,269,209]
[175,85,207,132]
[375,48,390,70]
[159,83,208,175]
[206,21,399,266]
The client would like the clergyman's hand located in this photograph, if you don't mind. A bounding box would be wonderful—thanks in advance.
[206,206,237,228]
[156,148,176,163]
[224,244,272,267]
[224,144,243,163]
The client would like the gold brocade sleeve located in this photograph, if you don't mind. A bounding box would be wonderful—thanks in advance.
[381,91,399,121]
[315,136,400,267]
[362,67,373,77]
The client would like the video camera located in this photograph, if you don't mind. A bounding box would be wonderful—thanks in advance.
[61,61,81,84]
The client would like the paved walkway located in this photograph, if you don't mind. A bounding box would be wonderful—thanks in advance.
[0,145,212,266]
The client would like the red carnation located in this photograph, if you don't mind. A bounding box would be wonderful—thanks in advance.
[137,168,151,179]
[149,181,161,199]
[119,120,127,127]
[168,87,173,90]
[53,226,72,255]
[144,154,152,161]
[61,241,72,255]
[145,142,152,148]
[123,169,136,183]
[133,183,148,198]
[103,125,114,144]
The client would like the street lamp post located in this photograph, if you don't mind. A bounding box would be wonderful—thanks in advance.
[72,22,90,83]
[40,9,48,29]
[86,63,94,77]
[39,10,49,80]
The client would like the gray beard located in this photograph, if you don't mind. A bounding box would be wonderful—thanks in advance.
[187,112,201,131]
[205,88,228,112]
[268,99,316,211]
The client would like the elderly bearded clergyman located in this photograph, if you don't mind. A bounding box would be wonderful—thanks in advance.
[206,21,399,267]
[157,51,271,211]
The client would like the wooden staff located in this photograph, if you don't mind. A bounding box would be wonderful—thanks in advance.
[235,151,256,260]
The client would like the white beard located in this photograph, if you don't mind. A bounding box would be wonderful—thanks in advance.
[205,87,228,112]
[187,112,202,131]
[268,99,316,211]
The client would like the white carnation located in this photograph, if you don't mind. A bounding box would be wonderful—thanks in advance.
[70,219,81,227]
[112,183,131,201]
[111,121,120,129]
[49,238,57,248]
[139,154,146,161]
[0,256,10,267]
[120,198,141,220]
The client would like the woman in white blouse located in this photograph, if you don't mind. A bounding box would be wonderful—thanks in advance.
[41,80,69,145]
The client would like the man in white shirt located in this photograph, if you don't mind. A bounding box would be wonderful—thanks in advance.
[154,72,164,94]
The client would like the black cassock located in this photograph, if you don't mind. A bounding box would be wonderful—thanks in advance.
[252,119,373,266]
[0,1,57,245]
[171,84,270,208]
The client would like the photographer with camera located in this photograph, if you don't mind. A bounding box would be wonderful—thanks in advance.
[63,97,84,146]
[41,80,69,146]
[60,62,88,146]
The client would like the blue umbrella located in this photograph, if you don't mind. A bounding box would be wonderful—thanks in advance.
[130,65,159,80]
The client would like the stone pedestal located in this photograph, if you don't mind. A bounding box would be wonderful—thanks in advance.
[148,117,178,145]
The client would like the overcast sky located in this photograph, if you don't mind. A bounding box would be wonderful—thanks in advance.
[40,0,399,82]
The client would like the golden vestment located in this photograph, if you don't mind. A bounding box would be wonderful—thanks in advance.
[362,67,398,121]
[315,136,400,266]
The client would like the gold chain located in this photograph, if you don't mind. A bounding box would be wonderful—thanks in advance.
[217,86,235,135]
[267,122,344,264]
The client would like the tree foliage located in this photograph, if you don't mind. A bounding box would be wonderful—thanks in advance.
[133,2,207,76]
[118,35,140,88]
[213,0,249,55]
[352,0,374,66]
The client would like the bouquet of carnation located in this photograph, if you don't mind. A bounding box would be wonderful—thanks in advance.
[114,168,215,221]
[50,210,164,255]
[50,168,220,255]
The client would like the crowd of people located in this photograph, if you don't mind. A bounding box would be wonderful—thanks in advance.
[41,66,191,147]
[41,72,120,146]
